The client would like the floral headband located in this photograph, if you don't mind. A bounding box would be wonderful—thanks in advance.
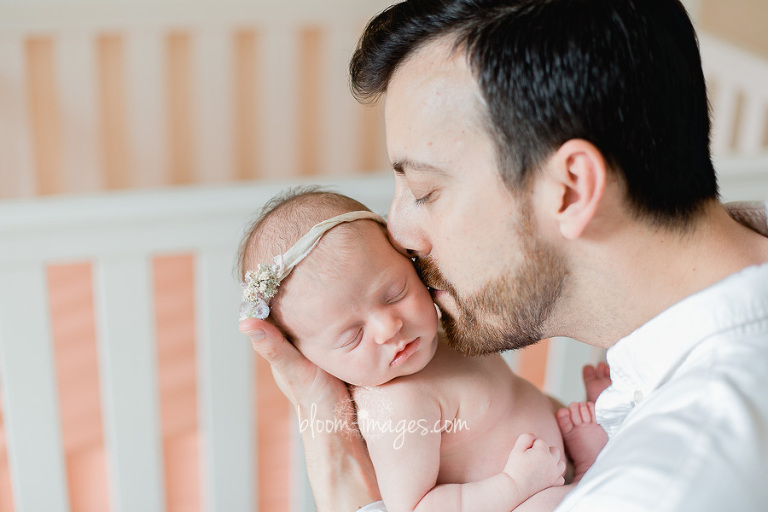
[239,210,386,320]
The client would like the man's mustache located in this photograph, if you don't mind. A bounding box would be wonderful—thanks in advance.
[413,257,450,292]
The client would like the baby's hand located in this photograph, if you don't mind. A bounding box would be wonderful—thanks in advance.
[503,433,566,501]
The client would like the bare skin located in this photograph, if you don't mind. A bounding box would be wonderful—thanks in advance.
[556,403,607,482]
[354,339,566,512]
[583,363,612,404]
[556,364,612,482]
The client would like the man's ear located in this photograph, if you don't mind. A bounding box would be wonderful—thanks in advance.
[547,139,608,240]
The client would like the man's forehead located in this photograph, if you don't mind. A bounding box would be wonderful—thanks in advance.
[387,36,473,102]
[384,39,491,173]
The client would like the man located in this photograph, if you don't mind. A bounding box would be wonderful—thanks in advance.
[240,0,768,510]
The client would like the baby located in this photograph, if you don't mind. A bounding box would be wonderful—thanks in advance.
[237,188,606,512]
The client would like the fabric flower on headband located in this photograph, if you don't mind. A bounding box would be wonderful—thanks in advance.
[238,210,386,321]
[239,257,284,320]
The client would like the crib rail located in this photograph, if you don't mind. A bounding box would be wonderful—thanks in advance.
[2,156,767,511]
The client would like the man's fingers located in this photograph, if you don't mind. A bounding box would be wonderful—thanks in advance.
[239,317,302,372]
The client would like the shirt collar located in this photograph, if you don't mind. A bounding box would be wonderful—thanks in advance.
[606,263,768,397]
[597,201,768,436]
[607,201,768,394]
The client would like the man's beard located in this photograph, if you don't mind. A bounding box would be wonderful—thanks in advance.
[414,209,567,356]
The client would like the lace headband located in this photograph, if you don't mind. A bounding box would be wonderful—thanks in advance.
[239,210,386,320]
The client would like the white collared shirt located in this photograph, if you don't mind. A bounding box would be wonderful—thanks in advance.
[557,202,768,511]
[360,202,768,512]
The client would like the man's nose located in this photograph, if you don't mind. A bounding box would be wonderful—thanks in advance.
[371,308,404,345]
[388,185,431,258]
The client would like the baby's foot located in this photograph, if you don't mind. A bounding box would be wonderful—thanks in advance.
[556,402,608,483]
[583,362,611,403]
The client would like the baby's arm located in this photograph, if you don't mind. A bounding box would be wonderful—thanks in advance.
[354,384,565,512]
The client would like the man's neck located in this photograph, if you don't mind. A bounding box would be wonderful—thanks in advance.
[552,201,768,348]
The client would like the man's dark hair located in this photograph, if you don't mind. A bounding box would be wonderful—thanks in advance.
[350,0,719,228]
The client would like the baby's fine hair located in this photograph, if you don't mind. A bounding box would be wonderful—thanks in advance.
[236,187,382,341]
[236,186,379,281]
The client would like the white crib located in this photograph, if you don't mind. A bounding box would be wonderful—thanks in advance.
[2,161,768,512]
[0,174,394,512]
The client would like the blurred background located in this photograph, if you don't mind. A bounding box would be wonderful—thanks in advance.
[0,1,767,511]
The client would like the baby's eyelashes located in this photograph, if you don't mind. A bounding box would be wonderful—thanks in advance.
[338,328,364,350]
[387,285,408,304]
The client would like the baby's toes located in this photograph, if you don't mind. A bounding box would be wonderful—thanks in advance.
[556,407,575,435]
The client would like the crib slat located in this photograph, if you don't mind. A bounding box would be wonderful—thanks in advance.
[321,28,361,176]
[0,265,70,512]
[194,28,236,183]
[737,96,766,153]
[126,29,170,188]
[260,27,301,178]
[700,33,768,156]
[543,337,604,405]
[55,31,103,194]
[709,79,738,155]
[290,424,318,512]
[195,248,255,512]
[94,256,165,512]
[0,36,37,198]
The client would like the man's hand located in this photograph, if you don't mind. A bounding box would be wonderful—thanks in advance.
[239,317,381,512]
[238,317,349,409]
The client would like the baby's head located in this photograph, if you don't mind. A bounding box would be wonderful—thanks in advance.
[237,188,439,387]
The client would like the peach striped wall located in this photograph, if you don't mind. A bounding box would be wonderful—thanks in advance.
[0,3,392,200]
[14,30,389,196]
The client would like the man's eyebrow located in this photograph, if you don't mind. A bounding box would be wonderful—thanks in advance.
[392,159,445,176]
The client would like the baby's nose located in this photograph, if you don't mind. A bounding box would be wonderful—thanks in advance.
[372,310,403,345]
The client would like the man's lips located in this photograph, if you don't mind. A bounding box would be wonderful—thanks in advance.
[428,287,446,300]
[391,338,421,367]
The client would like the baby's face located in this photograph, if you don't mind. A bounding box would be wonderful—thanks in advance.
[277,222,439,387]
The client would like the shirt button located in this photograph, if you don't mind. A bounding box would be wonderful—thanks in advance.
[633,390,644,405]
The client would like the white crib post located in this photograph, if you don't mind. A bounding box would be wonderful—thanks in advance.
[0,264,70,512]
[194,27,237,184]
[125,28,171,189]
[0,36,37,198]
[94,256,165,512]
[709,79,738,155]
[260,26,302,179]
[321,28,365,176]
[737,95,766,154]
[700,33,768,157]
[55,30,103,194]
[291,423,318,512]
[195,247,255,512]
[543,337,605,405]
